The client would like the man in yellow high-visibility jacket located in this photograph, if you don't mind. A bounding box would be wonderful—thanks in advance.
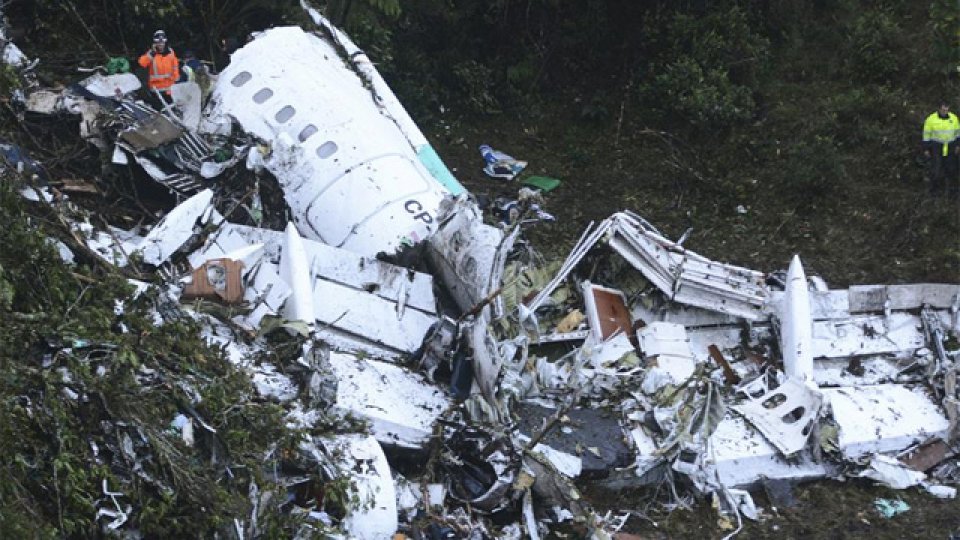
[922,101,960,198]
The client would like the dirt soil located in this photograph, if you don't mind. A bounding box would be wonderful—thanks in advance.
[423,103,960,538]
[426,97,960,287]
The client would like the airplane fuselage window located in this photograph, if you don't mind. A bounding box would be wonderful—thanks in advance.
[299,125,318,142]
[316,141,338,159]
[253,88,273,103]
[230,71,252,86]
[275,105,295,123]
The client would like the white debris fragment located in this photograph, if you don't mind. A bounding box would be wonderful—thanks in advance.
[638,322,697,387]
[826,385,950,459]
[192,222,438,357]
[329,353,450,448]
[704,416,829,488]
[781,255,814,382]
[732,377,823,457]
[519,437,583,479]
[322,435,397,539]
[49,238,75,264]
[251,364,298,403]
[859,454,926,489]
[279,222,315,326]
[922,482,957,499]
[80,72,141,97]
[124,189,220,266]
[170,414,195,446]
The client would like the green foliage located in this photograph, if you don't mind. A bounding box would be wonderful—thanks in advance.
[822,85,911,147]
[0,178,302,537]
[0,64,22,96]
[644,56,756,126]
[637,4,771,128]
[126,0,184,18]
[451,60,501,114]
[781,134,849,207]
[928,0,960,75]
[844,6,904,83]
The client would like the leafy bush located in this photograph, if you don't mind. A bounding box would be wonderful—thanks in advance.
[645,55,756,126]
[637,4,771,128]
[928,0,960,75]
[781,134,849,206]
[823,85,911,147]
[844,7,904,83]
[451,59,501,114]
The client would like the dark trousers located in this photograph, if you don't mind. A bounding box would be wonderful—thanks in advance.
[144,88,174,112]
[927,142,959,199]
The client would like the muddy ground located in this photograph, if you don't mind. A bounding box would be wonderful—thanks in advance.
[424,103,960,537]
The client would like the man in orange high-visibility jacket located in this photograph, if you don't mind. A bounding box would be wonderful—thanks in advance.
[138,30,179,97]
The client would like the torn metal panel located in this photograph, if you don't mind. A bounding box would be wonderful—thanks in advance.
[237,259,291,329]
[328,353,450,448]
[524,217,615,314]
[812,356,921,387]
[703,416,830,488]
[767,288,852,320]
[194,223,437,313]
[207,26,449,256]
[732,377,823,457]
[123,189,220,265]
[849,283,960,313]
[311,278,437,355]
[637,322,694,362]
[826,385,950,459]
[810,313,928,360]
[170,82,202,131]
[605,212,768,320]
[465,313,506,411]
[525,213,768,321]
[190,222,437,356]
[859,454,926,489]
[638,322,697,391]
[132,155,203,194]
[119,113,184,151]
[79,72,141,98]
[426,196,516,315]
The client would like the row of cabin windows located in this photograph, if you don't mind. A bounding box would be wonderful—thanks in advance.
[231,71,338,160]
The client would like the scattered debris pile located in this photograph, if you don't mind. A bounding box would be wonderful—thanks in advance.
[1,4,959,538]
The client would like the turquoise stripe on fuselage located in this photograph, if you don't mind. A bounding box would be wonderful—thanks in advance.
[417,144,465,195]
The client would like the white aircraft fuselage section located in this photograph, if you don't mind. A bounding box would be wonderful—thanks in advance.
[209,26,448,256]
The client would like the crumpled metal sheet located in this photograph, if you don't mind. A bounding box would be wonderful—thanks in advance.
[732,376,823,457]
[443,427,520,513]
